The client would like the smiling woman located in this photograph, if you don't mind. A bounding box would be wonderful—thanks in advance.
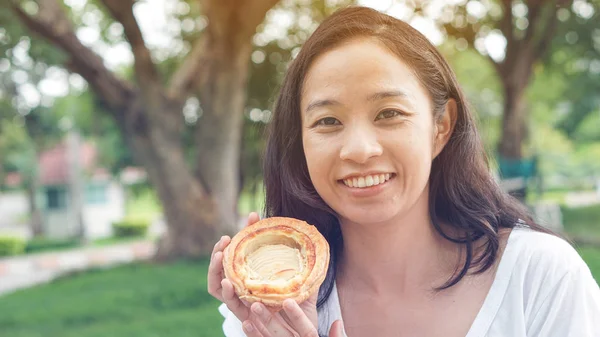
[208,6,600,337]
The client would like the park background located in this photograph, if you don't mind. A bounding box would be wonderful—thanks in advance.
[0,0,599,336]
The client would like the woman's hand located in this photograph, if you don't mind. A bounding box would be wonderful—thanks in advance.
[238,295,346,337]
[207,212,344,336]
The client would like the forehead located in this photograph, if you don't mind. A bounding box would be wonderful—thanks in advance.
[301,38,424,106]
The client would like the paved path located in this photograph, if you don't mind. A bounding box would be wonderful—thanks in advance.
[0,240,156,297]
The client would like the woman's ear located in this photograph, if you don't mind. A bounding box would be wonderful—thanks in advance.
[433,99,457,159]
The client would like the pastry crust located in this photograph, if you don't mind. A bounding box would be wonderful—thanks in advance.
[222,217,330,311]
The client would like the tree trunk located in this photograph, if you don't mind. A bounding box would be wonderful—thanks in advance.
[497,46,535,160]
[26,176,43,237]
[10,0,279,259]
[497,52,535,202]
[196,33,253,233]
[498,81,528,159]
[119,102,225,259]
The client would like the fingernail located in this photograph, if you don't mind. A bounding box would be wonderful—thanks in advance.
[243,321,254,332]
[252,304,263,315]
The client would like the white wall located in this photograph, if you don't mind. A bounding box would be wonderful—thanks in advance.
[0,192,28,227]
[0,192,30,238]
[82,181,125,239]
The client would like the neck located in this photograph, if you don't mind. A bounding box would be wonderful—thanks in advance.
[337,192,459,295]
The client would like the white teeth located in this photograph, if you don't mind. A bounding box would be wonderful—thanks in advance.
[342,173,393,188]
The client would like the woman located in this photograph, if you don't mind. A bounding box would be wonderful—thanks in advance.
[208,6,600,337]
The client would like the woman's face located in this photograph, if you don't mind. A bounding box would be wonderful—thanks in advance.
[301,38,451,226]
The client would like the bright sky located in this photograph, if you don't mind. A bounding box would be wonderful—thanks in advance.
[13,0,511,110]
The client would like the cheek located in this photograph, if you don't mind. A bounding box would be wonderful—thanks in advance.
[303,136,325,178]
[391,124,436,174]
[302,135,338,186]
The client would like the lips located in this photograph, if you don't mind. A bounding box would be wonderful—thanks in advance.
[342,173,393,188]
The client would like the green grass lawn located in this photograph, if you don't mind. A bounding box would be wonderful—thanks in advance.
[0,259,224,337]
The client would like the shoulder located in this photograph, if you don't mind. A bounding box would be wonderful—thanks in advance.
[503,229,600,334]
[507,227,587,278]
[503,227,600,310]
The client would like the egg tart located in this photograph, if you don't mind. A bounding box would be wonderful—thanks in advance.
[222,217,330,311]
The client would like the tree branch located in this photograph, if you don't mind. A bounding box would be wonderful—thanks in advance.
[168,0,279,100]
[499,0,514,49]
[167,35,208,99]
[10,0,133,115]
[239,0,281,32]
[533,0,569,60]
[99,0,160,92]
[524,0,543,43]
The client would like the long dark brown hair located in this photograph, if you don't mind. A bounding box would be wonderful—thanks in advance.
[263,6,548,308]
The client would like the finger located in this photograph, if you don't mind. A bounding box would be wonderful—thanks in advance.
[221,278,250,321]
[207,251,224,300]
[250,302,273,326]
[210,236,223,260]
[329,320,345,337]
[247,317,273,337]
[242,320,264,337]
[247,212,261,226]
[282,299,318,337]
[211,236,231,260]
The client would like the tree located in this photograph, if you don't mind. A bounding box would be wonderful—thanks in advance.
[6,0,283,259]
[441,0,598,160]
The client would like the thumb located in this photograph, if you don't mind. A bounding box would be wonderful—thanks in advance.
[246,212,260,227]
[330,320,346,337]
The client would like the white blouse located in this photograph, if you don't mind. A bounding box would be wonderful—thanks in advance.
[219,227,600,336]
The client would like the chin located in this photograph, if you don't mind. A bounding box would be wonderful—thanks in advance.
[336,206,403,227]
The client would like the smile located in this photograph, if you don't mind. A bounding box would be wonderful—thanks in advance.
[341,173,394,188]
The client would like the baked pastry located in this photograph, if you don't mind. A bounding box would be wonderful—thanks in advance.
[222,217,330,311]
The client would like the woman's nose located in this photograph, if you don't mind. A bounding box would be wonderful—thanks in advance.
[339,125,383,164]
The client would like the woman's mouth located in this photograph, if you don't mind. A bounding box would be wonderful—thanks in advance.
[341,173,395,188]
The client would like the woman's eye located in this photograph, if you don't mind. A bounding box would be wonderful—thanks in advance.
[315,117,341,126]
[375,109,402,120]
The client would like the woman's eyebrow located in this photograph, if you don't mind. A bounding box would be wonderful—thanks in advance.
[367,90,411,102]
[305,99,340,115]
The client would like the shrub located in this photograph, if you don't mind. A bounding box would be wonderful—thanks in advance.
[0,236,26,257]
[25,238,80,254]
[112,220,150,238]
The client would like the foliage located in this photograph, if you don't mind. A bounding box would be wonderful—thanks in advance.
[0,235,26,256]
[112,221,150,238]
[562,204,600,238]
[0,259,224,337]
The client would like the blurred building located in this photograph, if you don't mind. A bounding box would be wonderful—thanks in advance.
[0,140,138,240]
[37,140,126,239]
